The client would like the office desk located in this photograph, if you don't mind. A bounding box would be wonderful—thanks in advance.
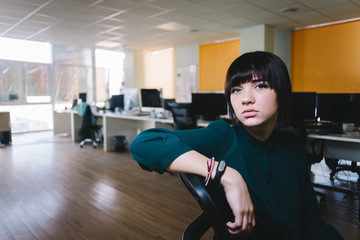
[307,132,360,180]
[53,110,103,142]
[54,110,175,151]
[0,111,11,144]
[53,110,72,135]
[307,133,360,162]
[102,113,173,151]
[53,110,212,151]
[307,132,360,221]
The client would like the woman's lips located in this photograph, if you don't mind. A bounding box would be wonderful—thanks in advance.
[242,109,258,117]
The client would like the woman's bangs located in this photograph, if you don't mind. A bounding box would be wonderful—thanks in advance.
[230,68,271,88]
[230,70,255,87]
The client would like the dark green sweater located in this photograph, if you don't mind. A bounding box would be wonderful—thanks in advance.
[129,120,343,240]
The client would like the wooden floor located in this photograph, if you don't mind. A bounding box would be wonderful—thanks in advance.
[0,131,359,240]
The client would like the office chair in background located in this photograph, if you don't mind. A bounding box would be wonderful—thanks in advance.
[168,103,197,130]
[178,173,234,240]
[77,103,102,148]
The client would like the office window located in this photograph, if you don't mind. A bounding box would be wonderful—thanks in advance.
[0,104,52,133]
[0,37,51,104]
[0,61,23,102]
[53,46,94,106]
[0,61,50,103]
[53,64,93,103]
[95,67,109,105]
[95,49,125,105]
[0,38,52,133]
[144,48,174,99]
[0,61,52,132]
[0,37,52,64]
[25,64,49,100]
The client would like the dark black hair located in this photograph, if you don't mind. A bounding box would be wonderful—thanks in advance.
[224,51,291,126]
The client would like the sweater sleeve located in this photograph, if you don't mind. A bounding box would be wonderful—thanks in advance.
[129,120,233,173]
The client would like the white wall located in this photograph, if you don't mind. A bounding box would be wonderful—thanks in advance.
[240,24,274,54]
[240,25,291,69]
[123,49,135,88]
[123,49,144,88]
[274,29,291,71]
[174,44,198,67]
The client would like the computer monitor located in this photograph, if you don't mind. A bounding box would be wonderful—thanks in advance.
[289,92,317,122]
[109,94,124,112]
[79,93,87,103]
[316,93,360,124]
[140,89,162,108]
[191,92,228,121]
[120,88,140,110]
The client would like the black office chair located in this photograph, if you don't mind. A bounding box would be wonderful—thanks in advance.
[78,103,102,148]
[280,122,326,206]
[325,157,360,181]
[306,138,327,206]
[178,173,234,240]
[168,103,197,130]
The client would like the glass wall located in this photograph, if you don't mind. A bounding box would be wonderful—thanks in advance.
[95,49,125,106]
[0,37,125,133]
[0,60,52,133]
[52,45,94,110]
[0,61,50,103]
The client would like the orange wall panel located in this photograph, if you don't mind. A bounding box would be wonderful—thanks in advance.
[291,20,360,93]
[199,40,240,91]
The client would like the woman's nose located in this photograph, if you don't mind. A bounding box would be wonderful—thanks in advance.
[241,89,255,105]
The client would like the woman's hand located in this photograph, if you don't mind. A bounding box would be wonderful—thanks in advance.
[166,151,255,236]
[220,167,255,236]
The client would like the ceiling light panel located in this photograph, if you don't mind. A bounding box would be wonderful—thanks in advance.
[156,21,189,31]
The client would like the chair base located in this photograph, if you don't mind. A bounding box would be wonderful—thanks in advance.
[80,138,100,148]
[329,161,360,181]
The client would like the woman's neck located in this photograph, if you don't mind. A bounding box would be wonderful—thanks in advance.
[243,118,277,142]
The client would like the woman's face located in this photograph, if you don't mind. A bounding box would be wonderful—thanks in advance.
[230,78,278,131]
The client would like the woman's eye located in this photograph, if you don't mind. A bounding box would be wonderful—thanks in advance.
[256,83,269,89]
[231,88,241,93]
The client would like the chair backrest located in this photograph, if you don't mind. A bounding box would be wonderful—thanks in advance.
[307,138,324,164]
[279,122,324,164]
[168,103,197,130]
[78,103,94,139]
[178,173,234,240]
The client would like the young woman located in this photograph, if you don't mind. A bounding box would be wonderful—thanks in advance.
[129,51,343,239]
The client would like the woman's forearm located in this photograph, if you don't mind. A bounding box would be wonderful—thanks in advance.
[165,150,217,178]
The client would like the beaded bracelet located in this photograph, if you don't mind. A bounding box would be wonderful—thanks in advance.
[204,157,215,186]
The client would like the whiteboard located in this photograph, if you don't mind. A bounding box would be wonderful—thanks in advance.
[175,64,197,103]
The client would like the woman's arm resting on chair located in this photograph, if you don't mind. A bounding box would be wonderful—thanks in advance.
[166,150,255,236]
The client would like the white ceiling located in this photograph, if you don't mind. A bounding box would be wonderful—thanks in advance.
[0,0,360,52]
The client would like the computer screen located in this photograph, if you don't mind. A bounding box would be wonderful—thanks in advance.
[109,94,124,112]
[120,88,139,110]
[317,93,360,123]
[79,93,87,103]
[140,89,162,108]
[289,92,317,122]
[191,92,228,120]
